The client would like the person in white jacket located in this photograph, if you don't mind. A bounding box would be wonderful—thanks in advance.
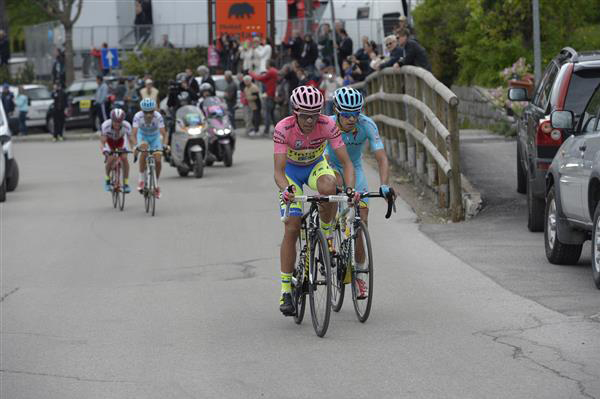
[240,40,253,72]
[254,37,272,73]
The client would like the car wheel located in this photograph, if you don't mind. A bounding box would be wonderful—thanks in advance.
[516,143,526,194]
[545,186,582,264]
[527,178,544,232]
[6,158,19,192]
[591,203,600,289]
[0,175,6,202]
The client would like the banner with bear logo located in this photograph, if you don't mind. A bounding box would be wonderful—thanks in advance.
[216,1,267,42]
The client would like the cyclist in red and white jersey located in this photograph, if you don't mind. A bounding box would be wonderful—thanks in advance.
[100,108,134,193]
[274,85,357,316]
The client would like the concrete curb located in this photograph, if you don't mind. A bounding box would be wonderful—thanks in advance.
[12,132,100,143]
[461,174,483,220]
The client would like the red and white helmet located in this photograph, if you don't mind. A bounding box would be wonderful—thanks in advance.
[290,85,324,113]
[110,108,126,123]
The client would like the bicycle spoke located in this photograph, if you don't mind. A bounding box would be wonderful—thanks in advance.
[351,221,373,323]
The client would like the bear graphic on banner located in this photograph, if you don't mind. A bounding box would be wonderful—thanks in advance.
[229,2,255,18]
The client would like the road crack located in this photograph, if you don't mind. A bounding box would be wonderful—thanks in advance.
[0,287,19,302]
[475,315,599,399]
[0,369,139,384]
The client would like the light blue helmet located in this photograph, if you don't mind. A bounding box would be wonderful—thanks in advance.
[333,87,364,112]
[140,98,156,112]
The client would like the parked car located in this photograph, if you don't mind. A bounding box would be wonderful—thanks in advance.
[544,85,600,288]
[509,48,600,232]
[0,99,19,202]
[8,84,54,130]
[45,77,120,133]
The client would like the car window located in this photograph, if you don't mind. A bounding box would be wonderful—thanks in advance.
[24,87,52,100]
[565,69,600,118]
[580,85,600,133]
[68,81,85,96]
[83,81,98,96]
[550,64,571,109]
[533,63,558,110]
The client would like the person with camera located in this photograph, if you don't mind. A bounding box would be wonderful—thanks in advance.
[376,35,405,71]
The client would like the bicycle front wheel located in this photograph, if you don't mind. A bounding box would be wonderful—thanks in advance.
[111,169,118,208]
[330,224,345,312]
[149,167,156,217]
[118,164,126,211]
[308,228,332,337]
[292,234,307,325]
[351,221,373,323]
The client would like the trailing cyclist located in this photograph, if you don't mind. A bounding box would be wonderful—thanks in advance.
[100,108,135,193]
[131,98,169,198]
[274,85,357,316]
[325,87,396,299]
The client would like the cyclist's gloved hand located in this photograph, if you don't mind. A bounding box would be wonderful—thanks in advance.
[102,150,110,156]
[346,187,361,204]
[379,184,394,199]
[281,185,296,204]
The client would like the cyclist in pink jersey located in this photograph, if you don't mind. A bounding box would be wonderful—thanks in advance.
[274,85,356,316]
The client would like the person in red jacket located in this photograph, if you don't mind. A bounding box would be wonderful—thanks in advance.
[250,59,278,136]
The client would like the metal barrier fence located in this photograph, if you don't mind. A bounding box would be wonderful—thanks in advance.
[350,67,464,221]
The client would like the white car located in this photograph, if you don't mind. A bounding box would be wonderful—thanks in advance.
[9,84,53,129]
[0,99,19,202]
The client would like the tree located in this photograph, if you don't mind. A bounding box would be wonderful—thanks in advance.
[30,0,83,85]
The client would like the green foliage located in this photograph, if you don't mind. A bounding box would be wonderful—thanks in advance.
[122,47,207,99]
[0,63,36,85]
[6,0,53,52]
[412,0,469,86]
[413,0,600,87]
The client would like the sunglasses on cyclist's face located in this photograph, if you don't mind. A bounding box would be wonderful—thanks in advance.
[296,112,319,122]
[339,111,360,119]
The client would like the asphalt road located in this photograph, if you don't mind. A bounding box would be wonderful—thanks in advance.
[2,137,599,398]
[422,130,600,318]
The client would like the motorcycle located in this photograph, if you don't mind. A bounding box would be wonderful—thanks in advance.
[169,105,208,178]
[201,97,236,167]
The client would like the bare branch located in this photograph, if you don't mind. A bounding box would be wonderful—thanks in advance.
[72,0,84,24]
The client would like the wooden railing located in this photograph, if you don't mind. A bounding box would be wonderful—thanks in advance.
[350,66,463,221]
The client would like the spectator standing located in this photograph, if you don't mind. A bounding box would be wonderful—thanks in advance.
[299,34,318,73]
[223,70,238,130]
[218,34,231,71]
[250,59,277,136]
[140,78,159,103]
[318,24,334,67]
[242,75,261,136]
[0,30,9,66]
[393,29,431,71]
[1,83,15,117]
[240,41,253,73]
[124,78,139,119]
[377,35,404,70]
[319,72,342,115]
[51,83,67,141]
[237,73,252,134]
[94,75,109,126]
[90,46,102,75]
[134,0,152,44]
[334,20,345,47]
[229,41,241,74]
[254,37,272,74]
[15,86,29,135]
[337,29,353,73]
[196,65,216,93]
[162,34,174,49]
[282,30,303,64]
[52,48,66,87]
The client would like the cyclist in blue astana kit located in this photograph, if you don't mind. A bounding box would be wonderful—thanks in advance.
[131,98,169,197]
[325,87,395,297]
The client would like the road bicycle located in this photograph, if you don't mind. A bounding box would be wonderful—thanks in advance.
[282,193,351,337]
[135,148,162,217]
[330,189,396,323]
[105,149,132,211]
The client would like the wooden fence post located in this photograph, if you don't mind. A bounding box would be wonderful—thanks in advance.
[435,94,449,208]
[448,101,463,221]
[415,76,425,181]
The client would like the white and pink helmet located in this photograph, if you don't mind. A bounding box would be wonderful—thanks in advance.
[290,85,324,114]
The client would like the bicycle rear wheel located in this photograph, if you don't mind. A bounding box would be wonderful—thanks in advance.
[351,221,373,323]
[330,224,345,312]
[149,166,156,216]
[117,163,125,211]
[292,233,307,325]
[308,228,332,337]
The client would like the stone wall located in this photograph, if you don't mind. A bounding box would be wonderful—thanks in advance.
[451,85,515,132]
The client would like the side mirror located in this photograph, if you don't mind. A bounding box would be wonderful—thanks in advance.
[551,110,574,129]
[508,87,529,102]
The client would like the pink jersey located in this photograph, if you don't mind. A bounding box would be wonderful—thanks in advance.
[273,115,344,165]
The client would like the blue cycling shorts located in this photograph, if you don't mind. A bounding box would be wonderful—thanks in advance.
[331,162,369,207]
[137,131,162,151]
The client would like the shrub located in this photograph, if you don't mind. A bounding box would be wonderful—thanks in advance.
[122,46,207,99]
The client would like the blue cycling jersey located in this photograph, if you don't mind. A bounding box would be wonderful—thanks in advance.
[325,114,384,168]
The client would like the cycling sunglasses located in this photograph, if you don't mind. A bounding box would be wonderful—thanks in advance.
[143,110,154,115]
[295,112,320,120]
[338,110,360,119]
